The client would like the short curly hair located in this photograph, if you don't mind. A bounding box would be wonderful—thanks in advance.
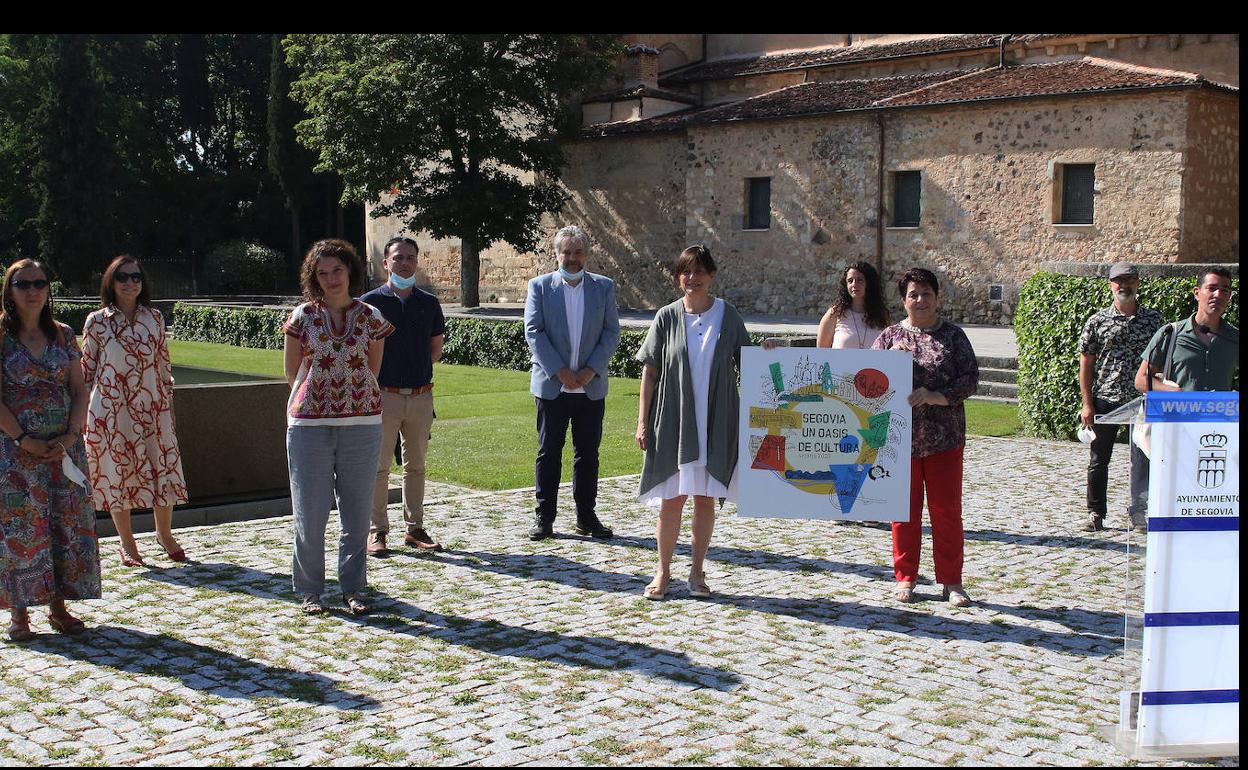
[896,267,940,298]
[299,239,365,301]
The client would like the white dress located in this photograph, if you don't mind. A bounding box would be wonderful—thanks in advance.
[640,298,739,506]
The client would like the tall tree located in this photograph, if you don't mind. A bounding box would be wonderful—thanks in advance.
[285,34,619,306]
[267,33,317,278]
[29,34,121,288]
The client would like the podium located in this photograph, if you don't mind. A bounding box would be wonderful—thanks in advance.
[1098,393,1240,760]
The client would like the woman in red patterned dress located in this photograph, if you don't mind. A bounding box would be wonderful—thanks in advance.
[82,256,189,566]
[1,259,100,641]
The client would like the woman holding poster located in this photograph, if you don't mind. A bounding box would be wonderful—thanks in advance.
[635,246,750,600]
[872,268,979,606]
[817,261,891,350]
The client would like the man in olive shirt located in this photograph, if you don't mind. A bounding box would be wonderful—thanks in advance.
[1136,268,1239,393]
[1077,263,1163,532]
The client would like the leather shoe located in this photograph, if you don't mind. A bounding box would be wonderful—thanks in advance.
[574,520,613,539]
[528,520,554,541]
[367,532,388,557]
[404,528,443,552]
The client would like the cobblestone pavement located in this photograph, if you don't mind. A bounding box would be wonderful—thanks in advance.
[1,436,1236,766]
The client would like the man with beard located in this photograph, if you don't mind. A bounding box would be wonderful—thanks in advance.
[523,226,621,541]
[1077,263,1163,532]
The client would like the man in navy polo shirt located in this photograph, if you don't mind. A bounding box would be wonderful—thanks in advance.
[361,236,446,555]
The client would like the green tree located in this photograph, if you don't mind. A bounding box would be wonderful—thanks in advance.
[285,34,619,306]
[28,34,121,289]
[267,33,317,280]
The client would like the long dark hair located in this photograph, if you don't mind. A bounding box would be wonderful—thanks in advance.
[1,259,60,343]
[829,261,890,330]
[100,254,152,308]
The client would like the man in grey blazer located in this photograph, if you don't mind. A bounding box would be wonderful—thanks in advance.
[523,226,621,540]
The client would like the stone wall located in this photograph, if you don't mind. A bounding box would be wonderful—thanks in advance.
[1180,90,1239,262]
[875,92,1190,323]
[557,133,689,307]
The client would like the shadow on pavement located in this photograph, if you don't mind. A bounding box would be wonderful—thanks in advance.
[443,549,1121,659]
[961,528,1126,552]
[26,624,379,709]
[142,562,742,692]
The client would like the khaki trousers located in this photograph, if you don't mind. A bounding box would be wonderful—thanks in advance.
[372,390,435,534]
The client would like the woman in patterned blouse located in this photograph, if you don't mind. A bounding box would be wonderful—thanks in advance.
[872,268,979,606]
[82,256,189,567]
[283,240,393,617]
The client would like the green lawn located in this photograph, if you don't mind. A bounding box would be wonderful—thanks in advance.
[170,340,1021,490]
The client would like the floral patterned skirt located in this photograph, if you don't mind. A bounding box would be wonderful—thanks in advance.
[0,440,101,609]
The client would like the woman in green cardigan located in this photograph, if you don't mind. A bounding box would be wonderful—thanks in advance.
[635,246,750,600]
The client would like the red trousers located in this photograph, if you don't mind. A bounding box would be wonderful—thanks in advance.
[893,444,964,584]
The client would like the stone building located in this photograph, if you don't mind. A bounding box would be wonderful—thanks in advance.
[365,34,1239,324]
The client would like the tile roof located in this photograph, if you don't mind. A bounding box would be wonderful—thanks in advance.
[583,59,1235,137]
[659,34,1007,85]
[657,34,1107,86]
[874,58,1231,107]
[582,84,699,105]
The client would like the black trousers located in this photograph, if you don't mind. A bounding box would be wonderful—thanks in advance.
[535,393,605,524]
[1087,396,1149,517]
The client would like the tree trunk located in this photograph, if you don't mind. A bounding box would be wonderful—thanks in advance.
[460,237,480,307]
[287,208,301,291]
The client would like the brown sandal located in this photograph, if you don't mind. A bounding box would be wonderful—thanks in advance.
[8,612,34,642]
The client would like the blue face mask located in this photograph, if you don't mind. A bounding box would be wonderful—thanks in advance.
[559,266,585,282]
[389,272,418,290]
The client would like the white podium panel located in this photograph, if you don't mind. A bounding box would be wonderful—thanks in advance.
[1129,393,1239,758]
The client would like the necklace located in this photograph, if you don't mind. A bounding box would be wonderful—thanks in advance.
[850,309,866,348]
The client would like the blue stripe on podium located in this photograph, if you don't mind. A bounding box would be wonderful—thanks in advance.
[1141,690,1239,707]
[1147,517,1240,532]
[1144,611,1239,627]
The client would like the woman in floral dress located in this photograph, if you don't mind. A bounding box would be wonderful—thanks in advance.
[0,259,100,641]
[82,256,189,566]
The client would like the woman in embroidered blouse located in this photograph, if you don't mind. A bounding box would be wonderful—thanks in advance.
[283,239,392,617]
[871,268,979,606]
[817,261,891,350]
[82,256,189,567]
[1,259,100,641]
[635,246,750,600]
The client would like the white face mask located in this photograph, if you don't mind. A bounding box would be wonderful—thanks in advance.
[389,272,418,290]
[559,266,585,282]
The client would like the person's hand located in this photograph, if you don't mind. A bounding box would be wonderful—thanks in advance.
[907,388,941,407]
[635,420,648,451]
[1080,403,1095,428]
[17,436,52,459]
[576,368,597,387]
[556,367,580,389]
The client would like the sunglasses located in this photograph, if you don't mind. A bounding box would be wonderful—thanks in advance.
[11,279,50,291]
[115,271,143,284]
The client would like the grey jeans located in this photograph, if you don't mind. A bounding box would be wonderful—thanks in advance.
[287,423,383,598]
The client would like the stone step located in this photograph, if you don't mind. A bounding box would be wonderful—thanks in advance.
[980,366,1018,384]
[976,380,1018,400]
[976,354,1018,370]
[969,393,1018,405]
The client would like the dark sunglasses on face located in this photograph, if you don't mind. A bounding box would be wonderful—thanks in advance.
[11,279,50,291]
[115,271,143,284]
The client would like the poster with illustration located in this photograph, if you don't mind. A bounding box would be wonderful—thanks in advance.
[737,347,911,521]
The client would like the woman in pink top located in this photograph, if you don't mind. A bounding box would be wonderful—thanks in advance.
[816,261,891,350]
[283,240,392,617]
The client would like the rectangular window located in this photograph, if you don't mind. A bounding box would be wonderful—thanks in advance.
[1058,163,1095,224]
[744,177,771,230]
[893,170,921,227]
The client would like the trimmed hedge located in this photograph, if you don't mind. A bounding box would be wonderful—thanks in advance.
[54,301,97,335]
[173,303,288,349]
[1015,272,1239,440]
[171,303,784,379]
